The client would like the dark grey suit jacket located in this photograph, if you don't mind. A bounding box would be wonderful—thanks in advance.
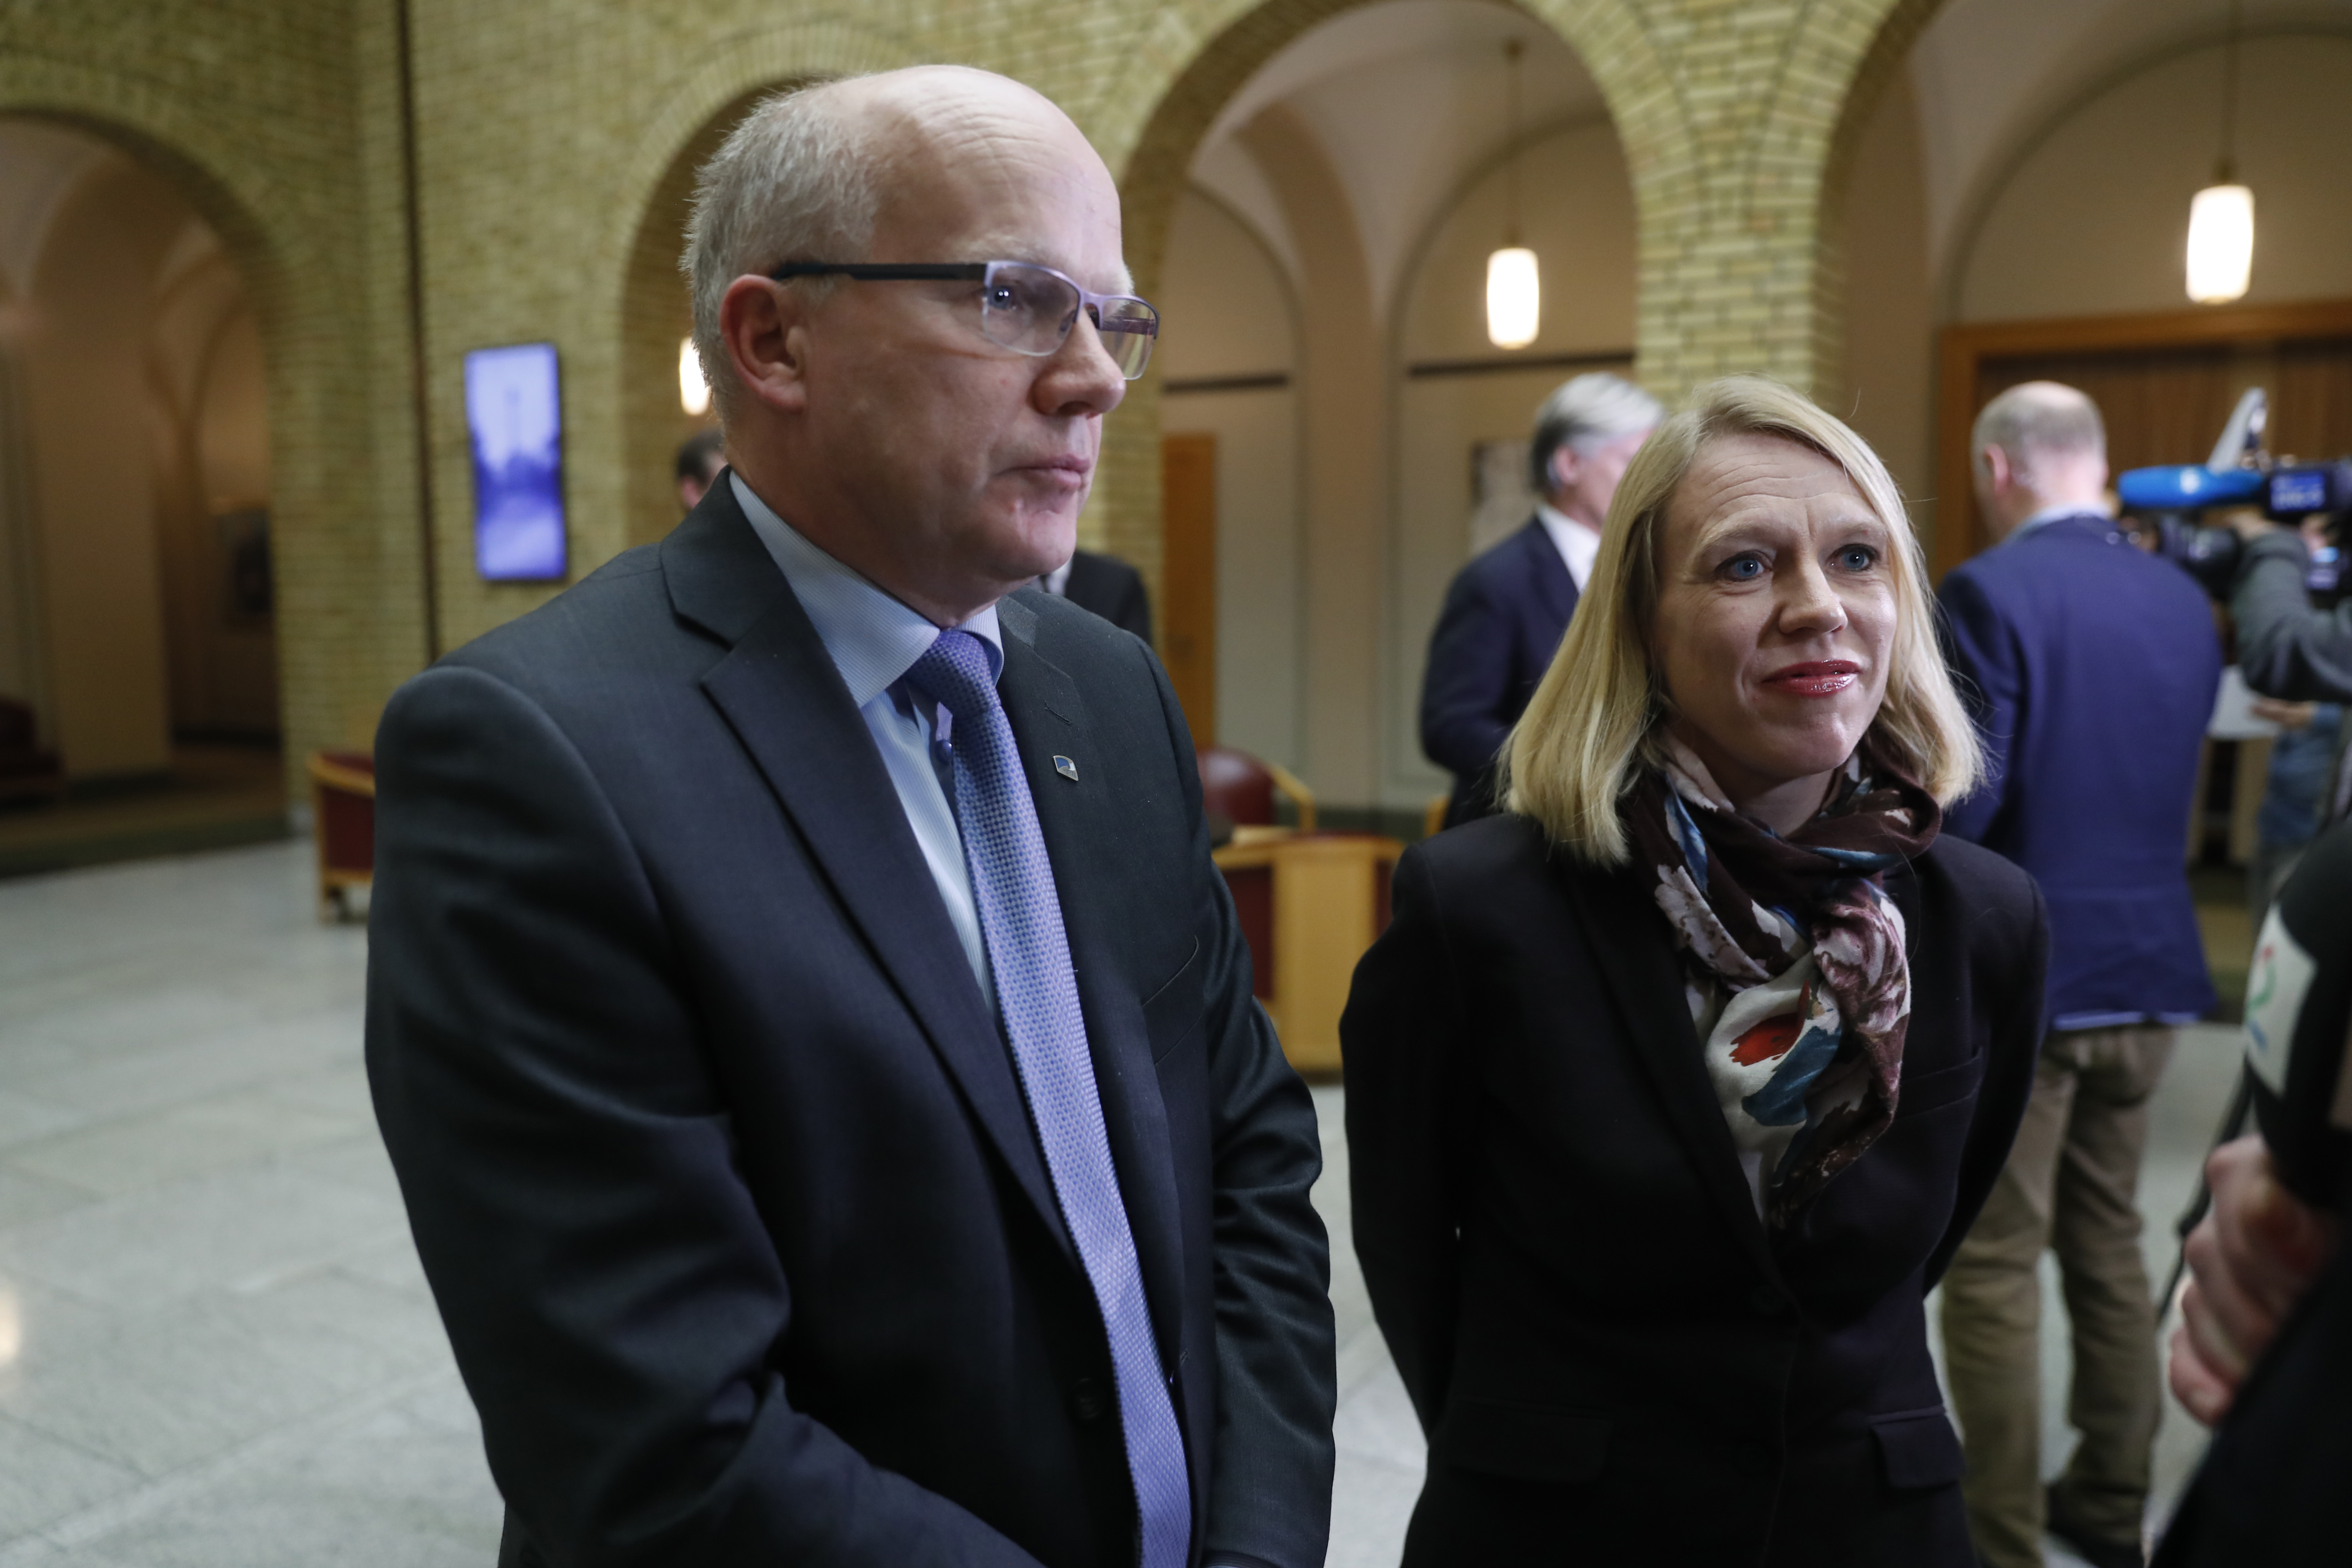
[365,482,1335,1567]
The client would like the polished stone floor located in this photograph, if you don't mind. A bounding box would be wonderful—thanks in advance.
[0,842,2242,1566]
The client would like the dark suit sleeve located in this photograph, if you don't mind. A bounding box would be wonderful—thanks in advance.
[1420,565,1517,782]
[1340,845,1467,1433]
[1924,870,2050,1288]
[1937,570,2021,844]
[366,665,1042,1568]
[2234,530,2352,702]
[1142,647,1335,1568]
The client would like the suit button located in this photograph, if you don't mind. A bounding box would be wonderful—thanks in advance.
[1070,1376,1109,1424]
[1749,1286,1787,1316]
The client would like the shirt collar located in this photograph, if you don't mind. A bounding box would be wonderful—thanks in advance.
[1534,501,1602,591]
[2007,500,2112,543]
[730,470,1002,705]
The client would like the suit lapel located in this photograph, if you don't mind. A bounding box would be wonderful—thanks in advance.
[1563,854,1788,1290]
[668,492,1069,1257]
[997,597,1187,1360]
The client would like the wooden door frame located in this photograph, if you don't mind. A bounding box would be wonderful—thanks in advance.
[1935,297,2352,579]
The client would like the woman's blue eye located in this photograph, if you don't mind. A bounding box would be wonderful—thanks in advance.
[1837,546,1876,570]
[1723,554,1765,581]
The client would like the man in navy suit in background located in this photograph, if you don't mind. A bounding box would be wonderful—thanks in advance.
[1936,382,2223,1568]
[1418,373,1657,827]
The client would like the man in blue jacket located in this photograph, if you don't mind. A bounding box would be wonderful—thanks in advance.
[1936,381,2222,1568]
[1417,373,1657,826]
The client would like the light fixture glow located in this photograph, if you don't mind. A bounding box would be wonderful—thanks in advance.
[2187,184,2254,303]
[2189,0,2253,305]
[678,336,710,416]
[1486,247,1540,349]
[1484,37,1540,350]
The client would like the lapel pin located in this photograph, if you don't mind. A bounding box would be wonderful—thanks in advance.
[1053,755,1079,783]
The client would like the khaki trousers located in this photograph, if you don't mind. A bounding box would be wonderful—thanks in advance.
[1939,1024,2175,1568]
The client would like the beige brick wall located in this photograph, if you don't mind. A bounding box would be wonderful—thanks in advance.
[0,0,429,797]
[0,0,1937,779]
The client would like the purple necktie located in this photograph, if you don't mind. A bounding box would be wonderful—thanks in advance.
[905,629,1191,1568]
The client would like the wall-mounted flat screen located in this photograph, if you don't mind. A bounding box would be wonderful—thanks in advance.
[464,341,568,581]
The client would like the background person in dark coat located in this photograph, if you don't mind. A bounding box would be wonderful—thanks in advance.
[1935,382,2222,1568]
[1349,378,2047,1567]
[675,424,726,511]
[1040,546,1151,643]
[1418,372,1658,826]
[367,68,1334,1568]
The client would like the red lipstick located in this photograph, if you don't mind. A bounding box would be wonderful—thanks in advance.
[1762,660,1859,697]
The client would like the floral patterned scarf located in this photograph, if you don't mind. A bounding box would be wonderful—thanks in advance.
[1624,734,1940,1226]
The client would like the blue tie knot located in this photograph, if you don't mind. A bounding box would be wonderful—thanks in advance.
[906,629,994,723]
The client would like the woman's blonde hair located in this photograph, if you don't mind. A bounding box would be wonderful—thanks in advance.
[1502,374,1982,864]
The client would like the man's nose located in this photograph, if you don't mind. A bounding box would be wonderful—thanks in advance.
[1035,310,1127,418]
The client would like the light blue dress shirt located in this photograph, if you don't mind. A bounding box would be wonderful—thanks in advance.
[731,473,998,1008]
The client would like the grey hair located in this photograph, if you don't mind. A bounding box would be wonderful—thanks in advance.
[682,77,880,424]
[1527,372,1663,496]
[1972,380,2105,489]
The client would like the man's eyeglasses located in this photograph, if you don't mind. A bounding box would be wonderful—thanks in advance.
[766,259,1159,380]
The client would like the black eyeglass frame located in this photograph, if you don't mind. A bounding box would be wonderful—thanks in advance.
[765,260,1159,380]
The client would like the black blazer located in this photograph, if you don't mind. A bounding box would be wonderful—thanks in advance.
[1343,814,2047,1568]
[365,485,1335,1568]
[1419,520,1578,826]
[1061,548,1152,643]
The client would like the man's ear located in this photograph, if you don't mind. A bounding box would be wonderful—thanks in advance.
[720,275,812,415]
[1978,444,2013,493]
[1548,444,1580,495]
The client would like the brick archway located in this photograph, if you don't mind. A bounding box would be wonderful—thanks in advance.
[0,58,413,793]
[1085,0,1680,596]
[600,19,930,555]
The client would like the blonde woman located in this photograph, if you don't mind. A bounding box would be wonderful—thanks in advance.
[1344,377,2048,1566]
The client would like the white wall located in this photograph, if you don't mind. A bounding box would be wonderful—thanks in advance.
[1955,34,2352,322]
[1388,118,1635,807]
[1170,0,1622,813]
[1155,189,1303,771]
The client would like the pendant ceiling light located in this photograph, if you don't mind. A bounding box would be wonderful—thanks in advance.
[1486,37,1540,350]
[679,335,711,416]
[2187,0,2254,304]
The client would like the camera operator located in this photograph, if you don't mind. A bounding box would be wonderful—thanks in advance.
[2156,810,2349,1565]
[2152,453,2352,1563]
[2230,511,2352,702]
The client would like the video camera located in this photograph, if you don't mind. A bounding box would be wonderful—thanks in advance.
[2116,388,2349,600]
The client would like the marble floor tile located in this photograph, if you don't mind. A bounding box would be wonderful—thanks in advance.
[0,1416,141,1542]
[0,1097,86,1158]
[0,1172,92,1236]
[0,1162,407,1308]
[4,1093,363,1199]
[0,1277,432,1480]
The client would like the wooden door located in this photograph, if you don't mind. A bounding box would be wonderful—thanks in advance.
[1936,300,2352,577]
[1160,432,1218,746]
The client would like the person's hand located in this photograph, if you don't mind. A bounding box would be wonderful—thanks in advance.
[2249,696,2319,731]
[2169,1135,2342,1425]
